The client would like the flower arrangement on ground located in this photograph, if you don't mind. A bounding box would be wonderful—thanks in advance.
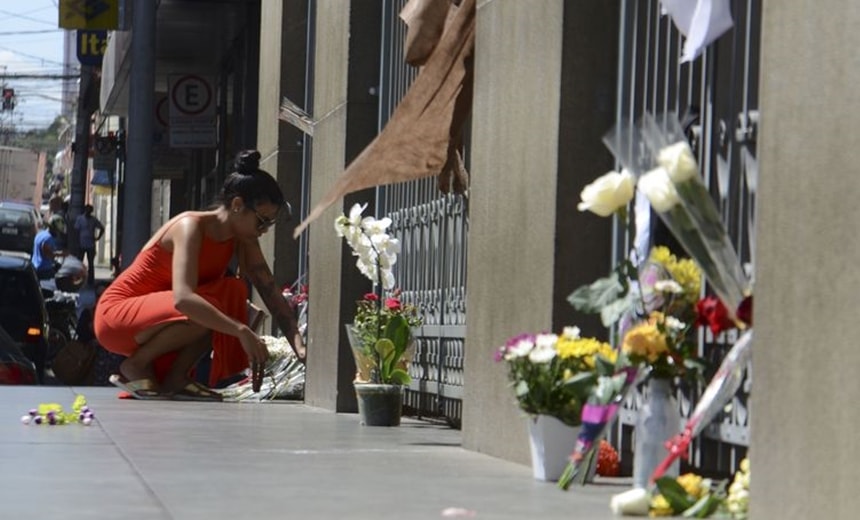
[495,326,618,426]
[608,458,750,517]
[559,113,755,493]
[218,335,305,401]
[336,203,423,385]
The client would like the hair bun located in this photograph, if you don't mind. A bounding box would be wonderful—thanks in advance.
[235,150,261,174]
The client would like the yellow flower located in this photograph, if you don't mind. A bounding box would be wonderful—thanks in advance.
[622,322,668,363]
[677,472,704,498]
[556,337,616,367]
[648,246,702,303]
[669,258,701,301]
[649,494,674,517]
[649,245,674,266]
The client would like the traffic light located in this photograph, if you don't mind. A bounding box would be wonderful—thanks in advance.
[1,88,14,111]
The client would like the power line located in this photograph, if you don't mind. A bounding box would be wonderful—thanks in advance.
[1,73,78,80]
[0,46,66,67]
[0,8,57,27]
[0,29,63,36]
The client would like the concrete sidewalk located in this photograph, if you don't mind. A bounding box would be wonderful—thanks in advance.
[0,386,627,520]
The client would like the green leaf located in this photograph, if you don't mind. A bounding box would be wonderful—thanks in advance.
[681,494,722,518]
[375,338,396,380]
[388,368,411,385]
[599,290,636,327]
[383,315,410,349]
[562,372,596,394]
[595,355,616,377]
[567,274,626,314]
[655,477,695,513]
[375,338,395,359]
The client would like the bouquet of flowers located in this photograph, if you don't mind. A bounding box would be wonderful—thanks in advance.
[218,335,305,401]
[558,246,706,489]
[495,327,618,427]
[620,246,706,382]
[609,459,750,518]
[336,203,423,385]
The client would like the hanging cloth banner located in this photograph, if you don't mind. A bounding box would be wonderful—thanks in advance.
[661,0,734,63]
[292,0,474,238]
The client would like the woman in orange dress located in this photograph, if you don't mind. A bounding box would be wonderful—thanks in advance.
[94,150,305,400]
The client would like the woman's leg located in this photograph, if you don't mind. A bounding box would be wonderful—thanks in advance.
[160,332,212,392]
[120,320,209,387]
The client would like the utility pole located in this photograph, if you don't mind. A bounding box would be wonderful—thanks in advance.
[121,0,156,269]
[69,65,95,256]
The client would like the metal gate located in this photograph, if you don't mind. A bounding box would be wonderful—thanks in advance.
[377,0,468,426]
[610,0,759,476]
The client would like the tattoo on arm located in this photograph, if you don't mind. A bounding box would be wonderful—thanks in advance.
[246,260,298,336]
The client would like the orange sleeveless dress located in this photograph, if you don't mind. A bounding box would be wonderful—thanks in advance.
[94,215,250,386]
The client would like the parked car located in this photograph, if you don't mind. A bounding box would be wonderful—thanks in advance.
[0,201,41,254]
[0,254,49,382]
[0,323,37,385]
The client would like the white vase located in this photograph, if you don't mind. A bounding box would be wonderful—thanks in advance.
[526,415,581,482]
[632,378,681,488]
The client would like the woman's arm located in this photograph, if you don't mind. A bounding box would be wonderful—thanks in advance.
[237,238,306,360]
[170,218,268,363]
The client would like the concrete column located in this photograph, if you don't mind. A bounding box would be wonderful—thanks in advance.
[257,0,308,328]
[122,0,156,267]
[463,0,617,463]
[752,2,860,518]
[303,1,382,412]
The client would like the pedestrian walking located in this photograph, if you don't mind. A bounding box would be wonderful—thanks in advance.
[74,204,105,286]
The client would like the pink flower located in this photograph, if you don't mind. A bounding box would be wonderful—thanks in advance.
[385,298,401,311]
[364,293,379,301]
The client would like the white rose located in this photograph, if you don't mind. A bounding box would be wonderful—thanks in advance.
[577,169,636,217]
[657,141,698,183]
[609,487,651,516]
[638,167,681,213]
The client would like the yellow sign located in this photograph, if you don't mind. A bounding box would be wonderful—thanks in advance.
[59,0,119,30]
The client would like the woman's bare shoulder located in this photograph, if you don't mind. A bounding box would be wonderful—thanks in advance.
[144,211,213,250]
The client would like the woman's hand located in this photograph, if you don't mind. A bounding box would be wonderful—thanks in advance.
[238,326,269,365]
[291,331,307,362]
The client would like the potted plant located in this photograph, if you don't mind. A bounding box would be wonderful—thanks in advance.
[335,203,423,426]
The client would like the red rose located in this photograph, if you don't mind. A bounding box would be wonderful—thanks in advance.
[385,298,401,311]
[364,293,379,301]
[736,296,753,327]
[695,296,734,335]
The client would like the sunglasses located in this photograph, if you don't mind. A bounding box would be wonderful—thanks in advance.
[253,209,278,231]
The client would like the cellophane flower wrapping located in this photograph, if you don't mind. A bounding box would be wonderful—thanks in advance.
[218,336,305,402]
[638,113,750,314]
[557,365,646,490]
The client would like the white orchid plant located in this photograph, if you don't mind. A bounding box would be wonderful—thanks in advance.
[336,203,420,385]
